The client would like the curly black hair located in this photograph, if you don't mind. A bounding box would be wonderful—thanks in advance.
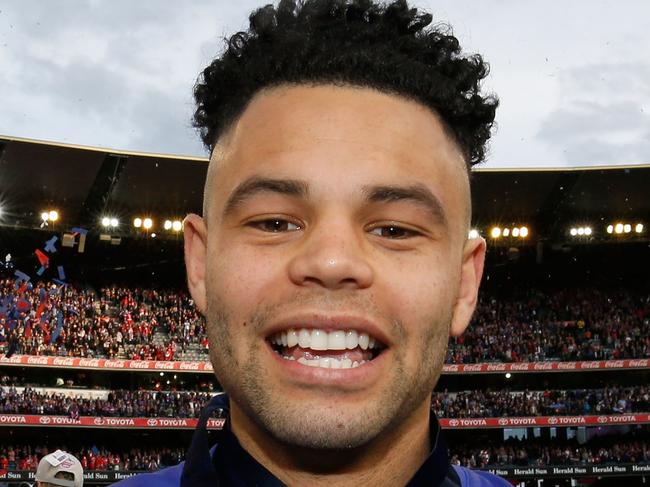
[193,0,498,167]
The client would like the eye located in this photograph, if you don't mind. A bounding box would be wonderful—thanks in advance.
[248,218,301,233]
[369,225,419,239]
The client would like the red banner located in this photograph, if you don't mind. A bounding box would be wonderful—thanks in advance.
[0,355,213,372]
[0,414,225,429]
[0,413,648,429]
[442,359,650,373]
[1,355,649,374]
[438,414,650,428]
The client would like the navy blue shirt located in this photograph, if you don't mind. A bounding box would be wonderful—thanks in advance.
[113,393,510,486]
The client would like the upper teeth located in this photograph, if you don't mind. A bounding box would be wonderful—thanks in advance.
[270,328,378,351]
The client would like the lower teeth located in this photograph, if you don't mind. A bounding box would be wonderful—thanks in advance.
[286,356,365,369]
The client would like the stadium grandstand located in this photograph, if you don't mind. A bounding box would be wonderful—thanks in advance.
[0,135,649,486]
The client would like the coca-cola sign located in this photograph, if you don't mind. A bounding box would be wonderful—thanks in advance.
[154,361,175,370]
[78,359,101,368]
[510,363,531,371]
[461,364,484,372]
[533,362,553,370]
[557,362,576,370]
[27,356,50,365]
[129,361,151,369]
[0,355,25,364]
[628,360,648,367]
[179,362,201,371]
[486,364,506,372]
[52,358,75,367]
[103,360,125,368]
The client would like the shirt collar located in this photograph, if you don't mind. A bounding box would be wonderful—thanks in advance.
[182,394,453,487]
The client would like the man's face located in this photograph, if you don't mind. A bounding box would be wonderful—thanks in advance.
[185,85,485,450]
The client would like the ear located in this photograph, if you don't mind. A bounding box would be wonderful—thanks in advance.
[450,236,486,337]
[183,213,208,315]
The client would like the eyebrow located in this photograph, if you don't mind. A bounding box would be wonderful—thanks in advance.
[222,177,447,228]
[223,177,309,217]
[362,184,448,228]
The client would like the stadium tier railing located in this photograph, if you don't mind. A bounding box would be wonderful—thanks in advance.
[0,470,141,484]
[484,464,650,479]
[0,414,225,429]
[1,354,649,374]
[1,414,648,429]
[2,464,649,483]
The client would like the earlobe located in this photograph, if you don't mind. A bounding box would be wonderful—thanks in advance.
[450,237,486,337]
[183,213,208,315]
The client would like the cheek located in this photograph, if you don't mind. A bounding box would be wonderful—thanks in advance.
[207,244,287,319]
[386,253,457,323]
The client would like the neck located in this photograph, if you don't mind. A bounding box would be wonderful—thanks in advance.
[230,399,432,487]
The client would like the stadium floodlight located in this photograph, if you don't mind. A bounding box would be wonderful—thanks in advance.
[172,220,183,232]
[502,228,510,237]
[614,223,624,234]
[48,210,59,222]
[623,224,631,233]
[164,220,172,230]
[606,225,614,234]
[468,229,480,239]
[133,217,142,228]
[143,218,153,230]
[520,227,529,238]
[101,217,111,227]
[512,227,520,237]
[110,218,118,227]
[490,227,501,239]
[570,226,592,237]
[41,211,50,222]
[636,223,644,233]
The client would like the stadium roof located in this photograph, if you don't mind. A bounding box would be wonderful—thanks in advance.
[1,135,648,243]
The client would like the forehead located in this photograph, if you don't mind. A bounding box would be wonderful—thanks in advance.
[207,84,470,227]
[220,84,464,165]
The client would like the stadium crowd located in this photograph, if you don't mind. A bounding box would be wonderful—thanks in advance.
[2,379,649,419]
[0,278,207,360]
[0,444,184,471]
[447,288,650,363]
[0,386,212,418]
[2,277,649,363]
[432,386,650,418]
[450,435,650,468]
[1,438,648,472]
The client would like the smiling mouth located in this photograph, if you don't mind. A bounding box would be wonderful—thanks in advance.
[267,328,387,369]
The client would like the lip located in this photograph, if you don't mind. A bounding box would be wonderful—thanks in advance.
[263,313,392,348]
[266,339,390,388]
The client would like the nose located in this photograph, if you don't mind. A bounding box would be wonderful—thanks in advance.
[287,221,374,291]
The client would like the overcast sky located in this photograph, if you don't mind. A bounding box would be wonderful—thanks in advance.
[1,0,649,168]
